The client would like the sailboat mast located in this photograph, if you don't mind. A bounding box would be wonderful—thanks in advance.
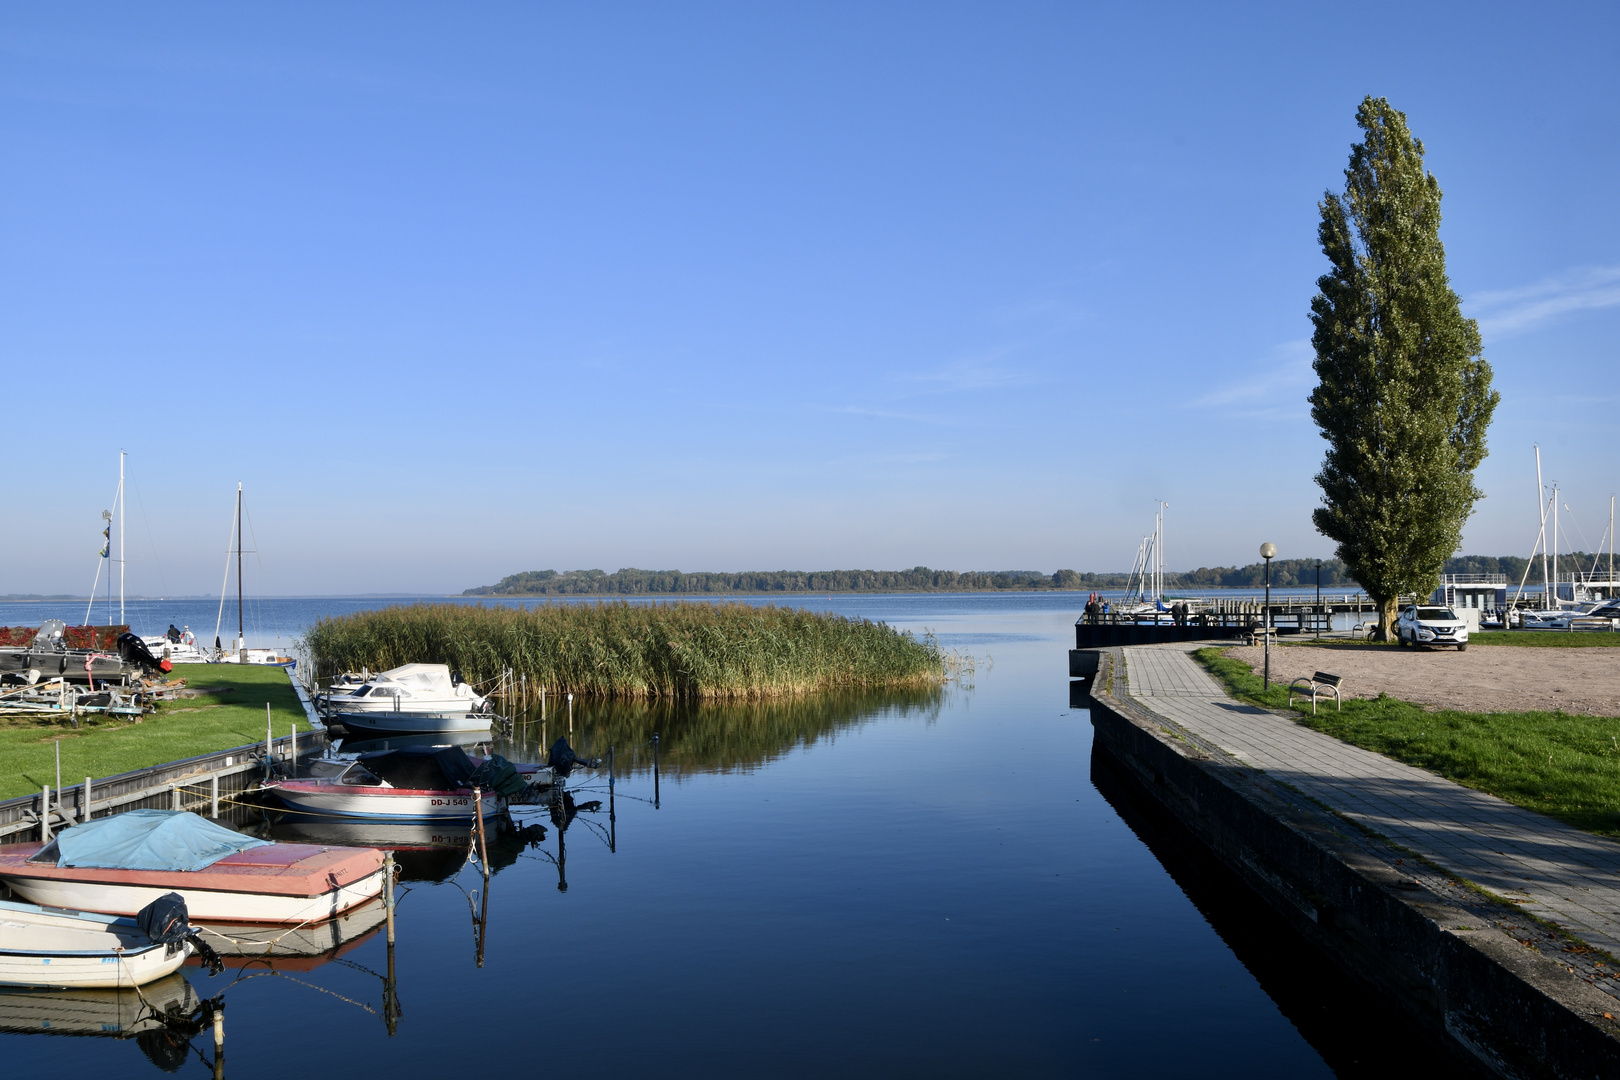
[117,451,125,625]
[1536,447,1548,608]
[1552,485,1560,608]
[236,483,244,649]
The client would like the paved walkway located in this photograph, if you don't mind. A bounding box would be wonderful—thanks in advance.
[1123,643,1620,956]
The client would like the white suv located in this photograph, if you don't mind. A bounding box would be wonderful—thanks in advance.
[1396,605,1468,651]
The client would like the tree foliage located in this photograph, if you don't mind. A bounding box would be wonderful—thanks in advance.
[1309,97,1500,637]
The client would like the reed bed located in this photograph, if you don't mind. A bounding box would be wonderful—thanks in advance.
[302,601,945,700]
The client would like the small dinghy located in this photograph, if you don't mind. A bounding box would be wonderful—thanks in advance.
[0,810,384,924]
[0,892,207,989]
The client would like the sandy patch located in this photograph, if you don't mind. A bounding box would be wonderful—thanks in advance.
[1221,643,1620,717]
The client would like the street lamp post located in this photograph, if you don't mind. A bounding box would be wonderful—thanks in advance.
[1316,559,1322,640]
[1260,543,1277,688]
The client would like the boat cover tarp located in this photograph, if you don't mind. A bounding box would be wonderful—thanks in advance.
[54,809,271,872]
[468,754,526,798]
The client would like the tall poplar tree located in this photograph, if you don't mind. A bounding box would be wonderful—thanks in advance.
[1309,97,1499,640]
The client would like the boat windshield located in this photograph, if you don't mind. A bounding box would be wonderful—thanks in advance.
[1417,608,1458,621]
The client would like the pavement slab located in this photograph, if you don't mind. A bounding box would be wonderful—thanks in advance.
[1122,642,1620,956]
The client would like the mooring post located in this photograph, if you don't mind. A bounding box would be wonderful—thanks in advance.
[40,786,51,841]
[608,745,616,854]
[567,692,574,735]
[211,774,220,817]
[652,733,660,810]
[265,703,272,764]
[54,741,61,814]
[290,724,297,774]
[212,999,225,1078]
[383,851,396,944]
[83,776,92,823]
[473,788,490,877]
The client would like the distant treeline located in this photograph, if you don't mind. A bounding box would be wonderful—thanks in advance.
[467,554,1604,596]
[467,567,1076,595]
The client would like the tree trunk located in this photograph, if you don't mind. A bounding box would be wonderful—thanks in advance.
[1371,596,1399,641]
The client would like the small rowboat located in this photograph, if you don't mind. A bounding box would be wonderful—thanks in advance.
[0,899,191,989]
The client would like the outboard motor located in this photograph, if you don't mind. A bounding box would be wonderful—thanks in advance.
[136,891,223,974]
[117,632,173,674]
[547,737,602,779]
[548,737,583,778]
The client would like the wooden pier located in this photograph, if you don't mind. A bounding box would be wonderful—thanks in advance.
[1073,595,1378,648]
[0,732,326,843]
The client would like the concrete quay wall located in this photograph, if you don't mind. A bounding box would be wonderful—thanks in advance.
[1085,650,1620,1078]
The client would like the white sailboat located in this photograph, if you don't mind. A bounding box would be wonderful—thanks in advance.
[1507,447,1615,624]
[210,484,290,665]
[1117,501,1171,617]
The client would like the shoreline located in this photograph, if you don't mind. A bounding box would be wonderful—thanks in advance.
[1084,645,1620,1074]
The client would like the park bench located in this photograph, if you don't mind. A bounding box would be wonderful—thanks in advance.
[1288,671,1343,714]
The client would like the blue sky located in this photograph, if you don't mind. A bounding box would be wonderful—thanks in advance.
[3,3,1617,596]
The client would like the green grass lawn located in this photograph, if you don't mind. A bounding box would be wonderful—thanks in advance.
[0,664,313,802]
[1468,631,1620,647]
[1196,647,1620,838]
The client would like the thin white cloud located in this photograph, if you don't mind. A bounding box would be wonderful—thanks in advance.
[1185,340,1314,410]
[1467,266,1620,337]
[823,405,956,425]
[892,352,1035,395]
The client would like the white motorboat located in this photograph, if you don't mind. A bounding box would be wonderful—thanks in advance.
[141,627,211,665]
[0,898,192,989]
[318,663,489,718]
[329,708,493,738]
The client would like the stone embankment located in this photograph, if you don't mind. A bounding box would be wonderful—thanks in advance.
[1087,642,1620,1078]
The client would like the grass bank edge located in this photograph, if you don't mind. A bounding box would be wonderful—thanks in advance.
[1193,647,1620,839]
[0,664,310,803]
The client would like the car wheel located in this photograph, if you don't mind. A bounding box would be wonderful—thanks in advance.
[1458,643,1467,652]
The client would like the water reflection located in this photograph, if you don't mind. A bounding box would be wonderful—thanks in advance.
[192,898,388,970]
[1089,742,1479,1078]
[493,684,947,777]
[0,973,207,1071]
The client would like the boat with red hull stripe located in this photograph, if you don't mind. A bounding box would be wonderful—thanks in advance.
[262,778,501,822]
[0,842,384,924]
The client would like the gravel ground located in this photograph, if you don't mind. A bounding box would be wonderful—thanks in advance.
[1223,642,1620,717]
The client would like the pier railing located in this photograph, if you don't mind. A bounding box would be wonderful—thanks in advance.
[0,731,325,844]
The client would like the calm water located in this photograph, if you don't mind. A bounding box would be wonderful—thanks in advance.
[0,595,1448,1076]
